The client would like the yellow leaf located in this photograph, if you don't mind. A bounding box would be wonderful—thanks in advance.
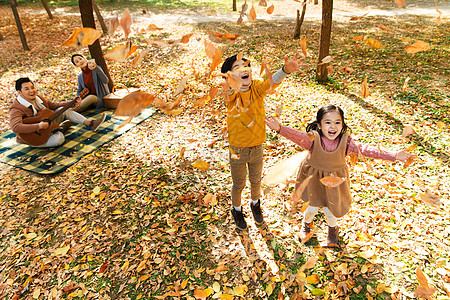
[220,294,234,300]
[194,289,207,300]
[234,285,246,295]
[139,275,151,282]
[311,288,325,296]
[26,232,37,239]
[112,209,125,215]
[306,274,320,284]
[436,121,445,128]
[212,281,221,293]
[74,217,84,222]
[93,186,101,195]
[122,260,129,270]
[205,288,214,297]
[181,278,189,289]
[54,245,70,256]
[201,215,211,221]
[377,283,386,294]
[265,283,273,296]
[32,287,41,299]
[300,37,307,57]
[361,264,369,273]
[192,160,210,171]
[395,0,406,8]
[162,108,183,115]
[364,37,383,49]
[358,249,375,259]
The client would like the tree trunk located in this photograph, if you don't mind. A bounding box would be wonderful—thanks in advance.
[316,0,332,83]
[10,0,29,51]
[293,1,307,39]
[314,0,318,5]
[79,0,113,91]
[233,0,237,11]
[40,0,53,19]
[92,0,108,33]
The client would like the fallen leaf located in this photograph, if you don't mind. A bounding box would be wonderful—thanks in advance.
[53,245,70,256]
[180,33,194,43]
[299,255,318,272]
[405,40,430,54]
[403,155,415,168]
[147,24,163,31]
[401,125,416,137]
[192,160,210,171]
[378,24,393,31]
[414,266,437,299]
[350,12,369,21]
[402,76,410,92]
[419,190,440,206]
[353,36,364,41]
[194,289,207,300]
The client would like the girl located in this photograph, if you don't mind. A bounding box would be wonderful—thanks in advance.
[71,54,110,112]
[265,105,414,246]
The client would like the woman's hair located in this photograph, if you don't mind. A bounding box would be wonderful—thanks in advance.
[306,104,349,136]
[71,54,84,65]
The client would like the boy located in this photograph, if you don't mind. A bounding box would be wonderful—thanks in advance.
[221,53,306,230]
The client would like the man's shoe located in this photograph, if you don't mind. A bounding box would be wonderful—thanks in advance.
[231,208,247,230]
[89,113,106,132]
[299,221,314,241]
[58,120,74,133]
[250,200,264,226]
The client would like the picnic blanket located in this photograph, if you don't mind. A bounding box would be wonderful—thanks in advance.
[0,108,156,175]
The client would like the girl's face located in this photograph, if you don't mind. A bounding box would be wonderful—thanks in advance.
[73,56,88,69]
[319,110,343,140]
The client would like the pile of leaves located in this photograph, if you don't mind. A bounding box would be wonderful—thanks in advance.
[0,0,449,299]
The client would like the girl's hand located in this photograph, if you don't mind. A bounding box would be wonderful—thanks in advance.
[265,116,281,132]
[396,150,416,162]
[283,53,308,74]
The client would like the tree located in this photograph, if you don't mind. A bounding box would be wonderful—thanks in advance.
[233,0,237,11]
[10,0,29,51]
[316,0,332,82]
[40,0,53,19]
[293,0,307,39]
[78,0,113,91]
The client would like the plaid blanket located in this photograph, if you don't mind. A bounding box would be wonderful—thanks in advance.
[0,108,156,175]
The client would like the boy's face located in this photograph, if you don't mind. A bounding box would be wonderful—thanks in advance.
[18,82,37,102]
[231,60,252,88]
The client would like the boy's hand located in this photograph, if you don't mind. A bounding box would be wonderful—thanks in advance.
[283,53,308,74]
[396,150,416,162]
[265,116,281,132]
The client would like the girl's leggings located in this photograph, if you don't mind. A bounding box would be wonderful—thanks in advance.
[303,205,338,227]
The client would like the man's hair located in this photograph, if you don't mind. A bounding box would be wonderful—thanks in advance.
[221,54,250,74]
[71,54,84,65]
[15,77,32,91]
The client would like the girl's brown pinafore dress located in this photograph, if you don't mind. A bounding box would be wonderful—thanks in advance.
[295,131,352,218]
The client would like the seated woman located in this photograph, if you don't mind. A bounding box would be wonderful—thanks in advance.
[71,54,110,112]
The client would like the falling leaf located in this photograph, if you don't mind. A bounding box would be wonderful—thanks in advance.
[267,4,275,14]
[120,8,132,39]
[364,37,383,49]
[53,245,70,256]
[259,0,267,7]
[361,76,369,98]
[154,95,182,111]
[229,147,240,160]
[413,267,437,299]
[61,28,102,48]
[307,132,315,141]
[104,41,139,62]
[291,175,313,214]
[203,193,217,206]
[192,160,210,171]
[275,104,283,118]
[349,12,369,21]
[403,155,415,168]
[320,176,345,188]
[207,30,241,41]
[405,40,430,54]
[299,37,307,56]
[319,55,333,65]
[419,190,440,207]
[180,33,194,43]
[226,70,242,91]
[210,48,222,73]
[145,38,170,48]
[131,48,151,67]
[401,125,416,137]
[108,17,119,34]
[395,0,406,8]
[353,36,364,41]
[402,76,410,92]
[115,91,155,117]
[249,5,257,20]
[262,151,309,186]
[204,39,217,59]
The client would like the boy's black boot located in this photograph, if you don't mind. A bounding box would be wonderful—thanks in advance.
[250,200,264,226]
[231,208,247,230]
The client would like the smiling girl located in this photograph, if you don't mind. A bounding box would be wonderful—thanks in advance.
[265,105,414,247]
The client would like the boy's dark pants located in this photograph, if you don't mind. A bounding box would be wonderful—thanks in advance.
[229,144,263,207]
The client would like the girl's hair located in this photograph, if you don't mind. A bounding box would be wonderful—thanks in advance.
[71,54,84,65]
[306,104,349,136]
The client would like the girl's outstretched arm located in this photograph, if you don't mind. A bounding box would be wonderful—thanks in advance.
[348,139,415,162]
[265,116,314,150]
[395,150,415,162]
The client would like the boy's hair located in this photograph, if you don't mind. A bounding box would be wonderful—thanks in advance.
[15,77,32,91]
[221,54,250,73]
[306,104,349,136]
[71,54,84,65]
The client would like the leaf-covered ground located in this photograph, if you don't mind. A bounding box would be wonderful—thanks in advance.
[0,0,449,299]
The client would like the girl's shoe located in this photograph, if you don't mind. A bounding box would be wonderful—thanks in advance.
[299,221,314,240]
[250,200,264,226]
[325,225,339,247]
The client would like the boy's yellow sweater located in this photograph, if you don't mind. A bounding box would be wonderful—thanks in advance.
[226,79,279,147]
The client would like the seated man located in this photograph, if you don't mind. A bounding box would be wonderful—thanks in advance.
[10,77,106,148]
